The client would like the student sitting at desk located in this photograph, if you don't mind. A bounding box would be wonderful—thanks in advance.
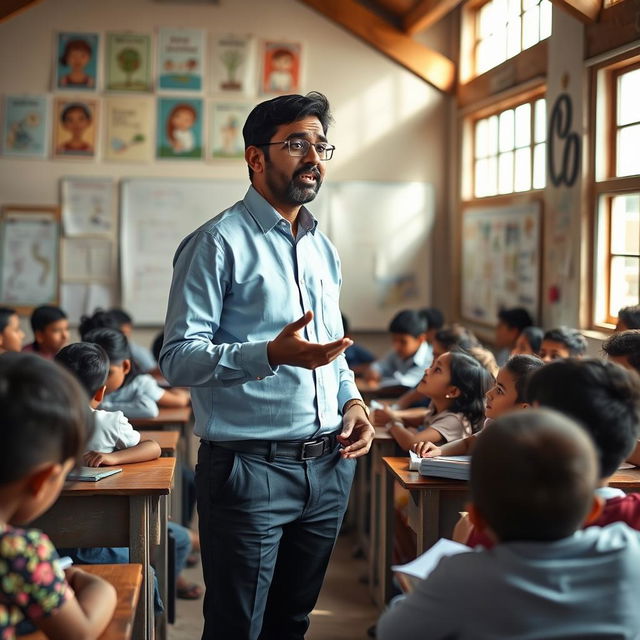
[539,326,588,362]
[21,305,69,360]
[0,307,25,354]
[0,352,117,640]
[378,409,640,639]
[107,308,158,374]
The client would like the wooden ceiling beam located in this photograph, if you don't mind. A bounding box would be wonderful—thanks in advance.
[403,0,465,34]
[549,0,602,23]
[0,0,44,24]
[299,0,456,93]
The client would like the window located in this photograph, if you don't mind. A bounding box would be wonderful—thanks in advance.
[614,67,640,177]
[473,97,546,198]
[475,0,552,75]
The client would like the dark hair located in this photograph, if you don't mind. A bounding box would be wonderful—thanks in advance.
[152,331,164,363]
[83,327,138,388]
[30,305,67,333]
[434,325,479,353]
[78,309,119,340]
[448,351,494,431]
[542,327,588,357]
[519,326,544,355]
[527,359,640,478]
[61,102,92,123]
[242,92,333,179]
[0,353,89,484]
[60,38,92,66]
[471,409,598,542]
[421,307,444,331]
[55,342,109,397]
[603,330,640,373]
[389,309,428,338]
[503,354,545,403]
[497,307,534,332]
[618,305,640,330]
[0,307,17,332]
[108,308,133,328]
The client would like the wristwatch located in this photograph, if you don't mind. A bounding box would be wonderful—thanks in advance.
[342,398,370,417]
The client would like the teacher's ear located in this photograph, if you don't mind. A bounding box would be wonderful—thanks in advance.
[245,146,265,176]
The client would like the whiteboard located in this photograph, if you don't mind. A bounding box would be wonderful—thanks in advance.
[461,202,541,326]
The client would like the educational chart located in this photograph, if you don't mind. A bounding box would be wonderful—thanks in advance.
[461,202,541,325]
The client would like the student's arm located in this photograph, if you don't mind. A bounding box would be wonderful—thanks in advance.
[388,421,444,452]
[157,387,190,407]
[84,439,161,467]
[371,406,427,427]
[627,440,640,466]
[414,434,478,458]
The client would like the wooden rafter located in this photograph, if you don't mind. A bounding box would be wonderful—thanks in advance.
[549,0,602,23]
[298,0,456,93]
[403,0,465,34]
[0,0,44,23]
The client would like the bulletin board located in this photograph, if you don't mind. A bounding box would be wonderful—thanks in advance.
[460,202,541,326]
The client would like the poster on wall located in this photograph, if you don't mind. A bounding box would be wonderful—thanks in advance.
[54,32,99,91]
[209,102,251,159]
[212,35,255,95]
[157,28,205,92]
[52,97,98,159]
[61,177,114,236]
[104,97,153,162]
[1,95,50,158]
[156,97,203,159]
[260,41,302,94]
[105,32,152,92]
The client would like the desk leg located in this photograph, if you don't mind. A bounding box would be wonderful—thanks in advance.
[377,466,395,607]
[368,452,381,605]
[155,495,168,640]
[416,489,440,554]
[130,496,153,640]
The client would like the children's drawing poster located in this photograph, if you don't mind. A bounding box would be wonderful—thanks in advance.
[1,95,49,158]
[104,97,153,162]
[157,28,205,92]
[461,203,541,326]
[212,35,255,95]
[260,41,302,95]
[209,102,251,159]
[156,97,203,159]
[106,32,152,92]
[52,97,98,160]
[55,32,99,91]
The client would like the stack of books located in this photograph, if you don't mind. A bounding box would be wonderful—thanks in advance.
[418,455,470,481]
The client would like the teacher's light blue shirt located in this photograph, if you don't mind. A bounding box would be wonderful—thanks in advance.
[160,186,360,442]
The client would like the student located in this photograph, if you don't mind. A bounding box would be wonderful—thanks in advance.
[108,308,157,374]
[494,307,533,364]
[385,352,493,451]
[377,409,640,640]
[22,305,69,359]
[414,354,544,458]
[82,327,188,419]
[510,325,543,356]
[539,326,587,362]
[604,329,640,373]
[0,307,25,353]
[0,352,116,639]
[420,307,444,346]
[617,304,640,331]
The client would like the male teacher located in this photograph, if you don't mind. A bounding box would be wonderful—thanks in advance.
[160,92,374,640]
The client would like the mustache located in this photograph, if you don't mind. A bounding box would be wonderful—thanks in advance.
[294,165,322,180]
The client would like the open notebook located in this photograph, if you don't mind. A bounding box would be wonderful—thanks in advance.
[66,467,123,482]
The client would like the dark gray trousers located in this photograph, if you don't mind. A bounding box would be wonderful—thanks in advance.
[196,441,356,640]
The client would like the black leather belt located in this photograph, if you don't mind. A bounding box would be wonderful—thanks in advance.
[206,432,339,461]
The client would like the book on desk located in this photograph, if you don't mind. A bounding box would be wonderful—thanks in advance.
[67,467,123,482]
[418,456,470,481]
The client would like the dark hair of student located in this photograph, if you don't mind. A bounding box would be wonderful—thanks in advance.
[448,351,494,432]
[503,354,545,403]
[78,309,119,340]
[519,326,544,355]
[30,305,67,333]
[242,92,333,179]
[55,342,109,398]
[434,324,479,352]
[83,327,139,388]
[618,305,640,330]
[389,309,428,338]
[59,38,92,66]
[108,308,133,328]
[0,307,17,332]
[527,358,640,478]
[603,330,640,373]
[152,331,164,363]
[0,353,89,484]
[421,307,444,331]
[471,409,598,542]
[543,327,588,357]
[497,307,534,332]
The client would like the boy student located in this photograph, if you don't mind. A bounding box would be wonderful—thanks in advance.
[378,409,640,639]
[22,305,69,359]
[539,326,588,362]
[617,304,640,331]
[493,307,533,365]
[0,307,24,353]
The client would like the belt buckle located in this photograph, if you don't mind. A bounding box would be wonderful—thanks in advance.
[300,439,324,460]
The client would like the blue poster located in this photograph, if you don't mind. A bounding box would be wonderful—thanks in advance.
[156,97,203,159]
[55,32,99,91]
[157,28,204,92]
[2,95,49,158]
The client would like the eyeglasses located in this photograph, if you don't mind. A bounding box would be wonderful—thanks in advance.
[255,138,335,161]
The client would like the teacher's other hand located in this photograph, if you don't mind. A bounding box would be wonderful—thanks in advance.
[338,406,375,459]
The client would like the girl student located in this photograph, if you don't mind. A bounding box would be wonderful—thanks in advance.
[414,354,544,458]
[0,353,116,639]
[386,351,494,452]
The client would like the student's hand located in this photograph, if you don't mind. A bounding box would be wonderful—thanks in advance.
[413,441,442,458]
[452,513,473,545]
[371,407,395,427]
[267,311,352,369]
[83,451,117,467]
[338,406,375,459]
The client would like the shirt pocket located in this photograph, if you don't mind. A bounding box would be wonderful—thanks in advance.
[320,279,343,340]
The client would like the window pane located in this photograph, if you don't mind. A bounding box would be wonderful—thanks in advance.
[539,0,552,39]
[618,69,640,127]
[507,16,522,58]
[533,142,546,189]
[609,256,640,318]
[617,124,640,177]
[508,0,521,17]
[498,151,514,193]
[499,109,515,151]
[487,115,499,155]
[475,118,489,159]
[475,158,489,197]
[515,103,531,147]
[514,147,532,191]
[611,194,640,255]
[522,6,540,49]
[478,2,495,38]
[534,98,546,143]
[523,0,536,9]
[493,29,508,66]
[476,39,492,75]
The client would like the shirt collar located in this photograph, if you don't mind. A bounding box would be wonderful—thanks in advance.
[243,185,318,235]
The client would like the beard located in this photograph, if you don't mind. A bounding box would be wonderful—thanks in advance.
[266,162,323,205]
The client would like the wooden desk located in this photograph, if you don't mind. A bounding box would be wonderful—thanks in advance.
[20,564,143,640]
[609,466,640,490]
[32,458,175,640]
[144,430,179,454]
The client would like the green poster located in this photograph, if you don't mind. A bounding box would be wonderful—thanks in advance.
[106,32,152,92]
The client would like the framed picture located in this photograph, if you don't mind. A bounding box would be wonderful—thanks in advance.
[105,32,152,92]
[212,34,255,95]
[1,95,50,158]
[209,102,251,159]
[52,97,98,160]
[157,28,205,92]
[156,97,203,159]
[104,97,153,163]
[0,206,60,311]
[55,32,99,91]
[260,41,302,95]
